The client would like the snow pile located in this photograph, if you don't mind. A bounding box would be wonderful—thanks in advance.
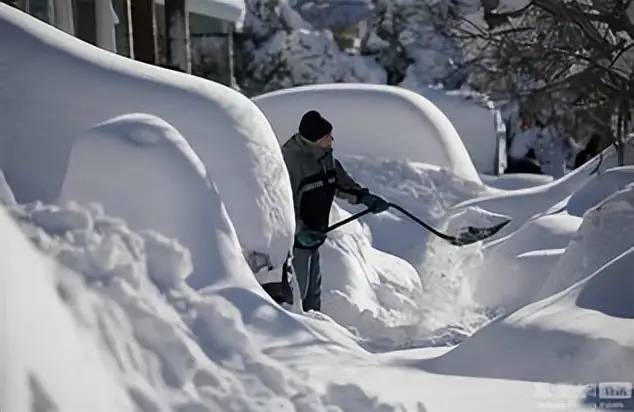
[566,166,634,217]
[538,181,634,299]
[480,173,553,190]
[453,146,621,237]
[58,113,253,289]
[466,164,634,314]
[321,204,427,350]
[0,4,294,272]
[425,190,634,381]
[470,213,581,313]
[1,191,413,412]
[254,84,482,183]
[316,156,493,349]
[423,178,634,383]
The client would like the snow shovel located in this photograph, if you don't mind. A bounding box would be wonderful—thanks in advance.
[326,202,510,246]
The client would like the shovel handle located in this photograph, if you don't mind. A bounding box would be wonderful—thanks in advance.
[388,203,458,242]
[325,208,373,233]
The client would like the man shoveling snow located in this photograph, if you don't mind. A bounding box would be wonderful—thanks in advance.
[282,110,389,312]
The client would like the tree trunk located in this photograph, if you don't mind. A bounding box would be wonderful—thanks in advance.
[131,0,156,64]
[165,0,191,73]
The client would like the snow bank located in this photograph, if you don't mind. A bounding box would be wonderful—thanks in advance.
[253,84,481,183]
[0,5,293,270]
[315,156,491,348]
[566,166,634,217]
[58,114,254,289]
[470,213,581,313]
[1,194,407,411]
[1,206,134,412]
[421,181,634,384]
[321,204,427,349]
[537,182,634,299]
[465,165,634,313]
[480,173,553,190]
[426,247,634,383]
[453,146,621,237]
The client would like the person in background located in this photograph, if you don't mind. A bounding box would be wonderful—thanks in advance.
[535,124,570,178]
[506,115,542,174]
[281,110,389,312]
[575,133,602,169]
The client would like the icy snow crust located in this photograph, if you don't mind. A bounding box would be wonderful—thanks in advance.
[0,5,294,270]
[3,5,634,411]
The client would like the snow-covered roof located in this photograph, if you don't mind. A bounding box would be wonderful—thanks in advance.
[155,0,245,25]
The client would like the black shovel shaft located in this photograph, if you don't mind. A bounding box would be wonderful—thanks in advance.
[387,203,457,242]
[325,203,457,243]
[325,208,373,233]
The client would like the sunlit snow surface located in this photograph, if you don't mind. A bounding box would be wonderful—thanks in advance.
[2,4,634,412]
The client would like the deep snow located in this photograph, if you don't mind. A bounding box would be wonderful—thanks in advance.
[2,5,634,412]
[0,4,294,275]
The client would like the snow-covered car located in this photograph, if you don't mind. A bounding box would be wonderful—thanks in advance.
[253,83,506,177]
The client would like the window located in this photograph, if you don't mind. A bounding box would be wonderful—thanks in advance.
[28,0,55,24]
[112,0,131,57]
[73,0,96,45]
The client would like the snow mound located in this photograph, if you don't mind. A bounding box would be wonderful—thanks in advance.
[470,213,581,313]
[425,247,634,384]
[537,182,634,300]
[2,198,410,412]
[566,166,634,217]
[321,204,426,350]
[253,84,481,183]
[0,5,294,271]
[576,249,634,318]
[1,206,134,412]
[58,114,254,289]
[421,182,634,384]
[480,173,554,191]
[316,157,493,349]
[453,146,621,237]
[336,156,489,265]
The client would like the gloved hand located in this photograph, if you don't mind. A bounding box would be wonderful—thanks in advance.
[360,192,389,214]
[295,229,327,248]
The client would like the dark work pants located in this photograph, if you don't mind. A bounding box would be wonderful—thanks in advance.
[292,247,321,312]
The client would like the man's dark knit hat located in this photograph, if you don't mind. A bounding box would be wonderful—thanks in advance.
[299,110,333,142]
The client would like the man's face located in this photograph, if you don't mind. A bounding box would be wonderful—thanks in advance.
[315,133,333,149]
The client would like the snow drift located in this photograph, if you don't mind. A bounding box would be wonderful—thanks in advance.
[1,190,409,412]
[58,114,254,289]
[0,4,293,271]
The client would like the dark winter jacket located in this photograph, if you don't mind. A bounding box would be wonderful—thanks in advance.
[282,133,367,233]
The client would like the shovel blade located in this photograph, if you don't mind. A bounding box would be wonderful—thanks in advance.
[450,219,511,246]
